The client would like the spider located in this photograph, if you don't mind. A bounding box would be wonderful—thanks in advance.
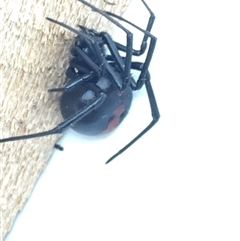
[0,0,160,164]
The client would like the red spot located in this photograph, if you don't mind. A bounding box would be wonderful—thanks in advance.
[102,104,125,134]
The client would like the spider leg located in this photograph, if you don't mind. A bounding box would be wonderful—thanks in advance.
[73,46,103,75]
[75,26,125,72]
[100,32,125,72]
[54,143,64,151]
[77,1,157,91]
[48,72,95,92]
[66,58,91,79]
[76,26,126,74]
[85,0,154,56]
[74,26,126,88]
[96,2,157,91]
[77,0,133,90]
[131,35,156,90]
[78,25,99,36]
[47,17,105,76]
[0,93,106,143]
[47,17,125,89]
[106,62,160,164]
[104,0,155,56]
[73,35,126,89]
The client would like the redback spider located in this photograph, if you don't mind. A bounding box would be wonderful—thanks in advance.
[0,0,160,164]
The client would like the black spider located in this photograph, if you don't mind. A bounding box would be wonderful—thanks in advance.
[0,0,160,164]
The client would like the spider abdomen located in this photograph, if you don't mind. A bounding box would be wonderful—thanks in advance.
[60,75,133,136]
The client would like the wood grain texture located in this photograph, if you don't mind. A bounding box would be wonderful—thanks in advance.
[0,0,131,238]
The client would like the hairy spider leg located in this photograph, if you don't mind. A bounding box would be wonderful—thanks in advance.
[0,93,106,142]
[106,63,160,164]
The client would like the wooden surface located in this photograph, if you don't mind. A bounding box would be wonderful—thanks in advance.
[0,0,131,238]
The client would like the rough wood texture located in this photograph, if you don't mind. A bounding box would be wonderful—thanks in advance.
[0,0,131,238]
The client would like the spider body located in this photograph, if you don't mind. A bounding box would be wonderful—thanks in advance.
[60,30,133,136]
[60,72,133,136]
[1,0,160,164]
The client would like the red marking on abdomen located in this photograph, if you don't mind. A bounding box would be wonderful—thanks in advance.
[102,104,125,134]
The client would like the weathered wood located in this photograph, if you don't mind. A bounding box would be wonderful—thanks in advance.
[0,0,131,237]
